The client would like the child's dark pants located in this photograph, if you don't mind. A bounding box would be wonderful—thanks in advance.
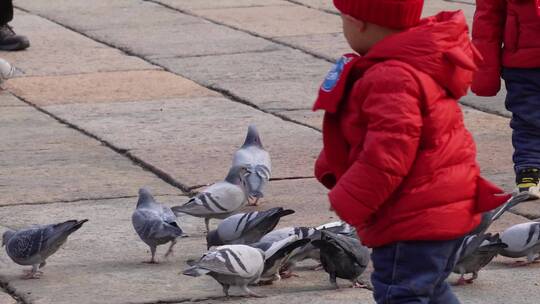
[371,237,464,304]
[503,67,540,172]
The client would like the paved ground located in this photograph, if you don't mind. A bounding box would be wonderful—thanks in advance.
[0,0,538,303]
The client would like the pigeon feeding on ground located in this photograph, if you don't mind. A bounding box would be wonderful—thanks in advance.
[172,165,250,232]
[250,235,311,283]
[206,207,294,249]
[500,221,540,265]
[232,125,271,206]
[2,219,88,279]
[311,230,370,289]
[183,244,265,298]
[451,192,530,284]
[132,188,184,264]
[453,233,507,285]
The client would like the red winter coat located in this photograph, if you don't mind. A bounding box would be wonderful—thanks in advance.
[472,0,540,96]
[313,11,509,248]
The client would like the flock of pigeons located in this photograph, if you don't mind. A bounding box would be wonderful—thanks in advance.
[2,125,540,298]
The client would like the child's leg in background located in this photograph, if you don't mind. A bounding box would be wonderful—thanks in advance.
[371,238,463,304]
[0,0,14,26]
[503,68,540,173]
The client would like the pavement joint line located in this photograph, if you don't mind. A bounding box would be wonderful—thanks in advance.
[14,4,324,134]
[149,46,284,60]
[0,280,27,304]
[7,92,197,197]
[6,68,164,80]
[143,0,336,63]
[0,194,181,209]
[460,102,511,119]
[509,210,540,221]
[444,0,475,5]
[284,0,339,15]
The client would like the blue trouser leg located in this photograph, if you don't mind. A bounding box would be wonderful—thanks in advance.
[371,238,463,304]
[503,68,540,173]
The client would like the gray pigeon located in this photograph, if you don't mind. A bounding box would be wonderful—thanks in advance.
[172,166,250,232]
[2,219,88,279]
[452,233,507,285]
[132,188,184,263]
[183,244,265,298]
[232,125,271,206]
[500,221,540,264]
[249,235,311,283]
[206,207,294,249]
[311,230,370,289]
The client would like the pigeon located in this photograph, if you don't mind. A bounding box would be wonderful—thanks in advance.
[172,165,250,232]
[452,233,507,285]
[317,221,357,238]
[232,125,271,206]
[206,207,294,249]
[183,244,265,298]
[2,219,88,279]
[249,235,311,283]
[311,230,370,289]
[132,188,184,263]
[500,221,540,265]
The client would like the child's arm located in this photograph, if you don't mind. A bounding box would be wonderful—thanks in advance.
[471,0,506,97]
[328,65,422,227]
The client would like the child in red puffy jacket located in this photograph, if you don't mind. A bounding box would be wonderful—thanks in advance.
[313,0,508,303]
[472,0,540,197]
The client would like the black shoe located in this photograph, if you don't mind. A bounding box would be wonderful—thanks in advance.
[0,24,29,51]
[515,168,540,198]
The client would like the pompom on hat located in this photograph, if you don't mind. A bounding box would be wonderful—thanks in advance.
[333,0,424,29]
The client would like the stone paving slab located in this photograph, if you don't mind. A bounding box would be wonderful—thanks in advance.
[154,49,331,111]
[87,21,279,59]
[0,292,17,304]
[0,92,25,107]
[461,89,510,118]
[15,0,200,32]
[5,70,217,106]
[192,5,341,38]
[156,0,293,11]
[276,109,323,130]
[0,12,155,77]
[463,107,514,191]
[275,33,349,62]
[0,94,181,205]
[43,97,322,187]
[286,0,337,13]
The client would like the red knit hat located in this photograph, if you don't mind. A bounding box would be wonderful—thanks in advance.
[334,0,424,29]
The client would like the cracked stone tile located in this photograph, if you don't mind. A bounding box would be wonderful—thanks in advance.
[0,96,181,205]
[193,5,341,38]
[1,12,156,77]
[5,70,218,106]
[43,97,322,187]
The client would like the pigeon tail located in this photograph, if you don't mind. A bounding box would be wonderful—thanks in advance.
[242,124,263,149]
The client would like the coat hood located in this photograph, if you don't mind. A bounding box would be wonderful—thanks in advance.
[363,10,482,99]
